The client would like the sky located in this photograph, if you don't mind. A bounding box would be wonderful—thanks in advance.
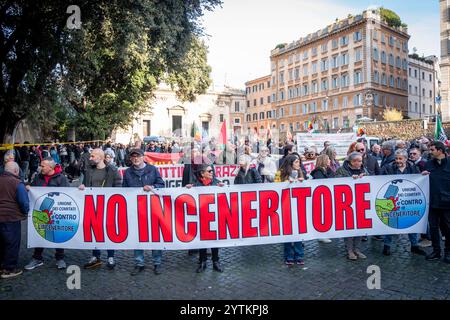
[200,0,440,90]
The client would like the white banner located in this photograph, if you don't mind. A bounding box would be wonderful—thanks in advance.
[28,174,429,250]
[296,132,357,157]
[119,164,240,187]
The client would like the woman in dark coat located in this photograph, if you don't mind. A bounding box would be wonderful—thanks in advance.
[186,164,225,273]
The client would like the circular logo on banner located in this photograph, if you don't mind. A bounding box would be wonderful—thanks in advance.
[32,192,80,243]
[375,179,426,229]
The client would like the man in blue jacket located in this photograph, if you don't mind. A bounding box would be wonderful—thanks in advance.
[0,162,29,279]
[122,148,165,275]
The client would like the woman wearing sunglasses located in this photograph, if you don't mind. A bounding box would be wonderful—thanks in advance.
[186,164,225,273]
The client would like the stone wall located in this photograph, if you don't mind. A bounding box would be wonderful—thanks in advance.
[363,119,450,140]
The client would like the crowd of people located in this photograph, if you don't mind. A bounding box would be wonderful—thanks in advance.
[0,135,449,279]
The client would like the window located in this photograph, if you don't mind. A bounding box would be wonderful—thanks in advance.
[235,102,240,112]
[253,99,257,106]
[373,48,379,61]
[302,103,308,114]
[397,77,402,89]
[280,90,285,100]
[343,116,350,128]
[246,114,251,122]
[430,90,433,98]
[389,54,394,66]
[288,69,293,81]
[311,102,317,113]
[430,105,433,114]
[260,97,264,105]
[312,81,318,93]
[402,59,407,70]
[355,48,362,62]
[415,86,418,95]
[396,56,401,68]
[303,65,309,75]
[321,79,328,91]
[280,108,284,117]
[409,68,412,77]
[272,93,276,102]
[343,96,348,108]
[280,124,285,131]
[321,42,328,53]
[332,39,338,49]
[332,55,339,68]
[382,73,387,86]
[303,50,308,59]
[320,59,328,72]
[415,102,418,112]
[409,101,412,111]
[294,68,300,79]
[374,94,379,105]
[341,52,349,65]
[341,74,349,87]
[333,97,338,109]
[414,69,417,78]
[296,104,300,115]
[422,72,425,80]
[234,118,240,124]
[332,76,339,89]
[289,105,293,115]
[389,75,394,87]
[253,113,257,121]
[260,112,265,120]
[267,96,271,104]
[267,81,271,88]
[354,70,362,85]
[279,71,285,84]
[322,99,329,111]
[381,51,386,64]
[333,117,339,129]
[374,71,380,83]
[389,35,395,46]
[312,62,318,73]
[353,94,362,106]
[429,74,432,82]
[302,84,309,95]
[409,85,411,93]
[312,47,318,56]
[353,30,362,42]
[296,122,301,130]
[220,114,224,122]
[381,33,385,43]
[340,35,349,46]
[422,88,425,96]
[373,30,378,40]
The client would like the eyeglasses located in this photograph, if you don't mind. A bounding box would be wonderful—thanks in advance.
[356,149,365,152]
[205,169,213,173]
[409,152,418,156]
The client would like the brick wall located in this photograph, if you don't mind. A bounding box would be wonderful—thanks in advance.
[363,119,450,140]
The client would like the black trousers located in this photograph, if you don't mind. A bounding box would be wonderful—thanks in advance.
[33,248,65,261]
[428,208,450,254]
[199,248,219,262]
[0,221,21,271]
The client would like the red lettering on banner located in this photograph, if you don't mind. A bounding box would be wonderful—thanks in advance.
[150,195,173,242]
[215,166,222,177]
[223,166,230,177]
[291,187,311,234]
[199,194,217,241]
[137,195,149,242]
[179,166,184,178]
[312,186,333,232]
[106,195,128,243]
[231,166,239,177]
[334,185,355,230]
[161,167,169,178]
[241,191,258,238]
[170,166,176,178]
[83,195,105,242]
[174,194,197,242]
[259,191,281,236]
[281,189,293,235]
[217,193,239,239]
[355,183,372,229]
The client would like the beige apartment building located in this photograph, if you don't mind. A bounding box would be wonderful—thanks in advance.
[245,75,274,134]
[246,9,410,136]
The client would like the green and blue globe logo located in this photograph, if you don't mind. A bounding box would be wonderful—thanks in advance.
[375,179,427,229]
[32,192,80,243]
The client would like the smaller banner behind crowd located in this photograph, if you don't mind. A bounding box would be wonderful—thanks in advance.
[296,132,357,157]
[28,175,429,250]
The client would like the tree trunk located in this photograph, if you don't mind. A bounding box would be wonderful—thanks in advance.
[0,110,20,144]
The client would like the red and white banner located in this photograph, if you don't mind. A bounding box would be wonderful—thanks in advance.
[28,175,429,250]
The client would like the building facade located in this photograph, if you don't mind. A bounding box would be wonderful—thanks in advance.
[245,9,410,137]
[244,75,274,135]
[440,0,450,121]
[407,55,440,120]
[113,84,246,144]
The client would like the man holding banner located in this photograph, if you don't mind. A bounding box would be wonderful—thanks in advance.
[123,148,165,275]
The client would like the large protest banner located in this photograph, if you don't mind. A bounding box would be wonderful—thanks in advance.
[296,132,357,157]
[28,174,429,250]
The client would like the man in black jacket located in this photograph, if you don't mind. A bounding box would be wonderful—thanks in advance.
[422,141,450,263]
[25,158,70,271]
[355,142,380,176]
[79,149,122,270]
[380,141,396,169]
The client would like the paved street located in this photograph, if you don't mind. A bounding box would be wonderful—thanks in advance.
[0,222,448,300]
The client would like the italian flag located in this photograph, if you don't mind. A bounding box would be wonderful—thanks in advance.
[435,108,449,145]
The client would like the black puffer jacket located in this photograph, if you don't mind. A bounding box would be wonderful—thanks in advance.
[381,162,419,175]
[310,167,335,179]
[234,167,262,185]
[425,157,450,209]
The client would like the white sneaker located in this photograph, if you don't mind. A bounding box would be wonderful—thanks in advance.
[24,259,44,271]
[56,259,67,269]
[354,250,367,259]
[319,238,332,243]
[418,239,432,247]
[107,257,116,270]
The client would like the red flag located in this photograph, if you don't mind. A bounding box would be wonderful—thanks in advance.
[218,119,227,147]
